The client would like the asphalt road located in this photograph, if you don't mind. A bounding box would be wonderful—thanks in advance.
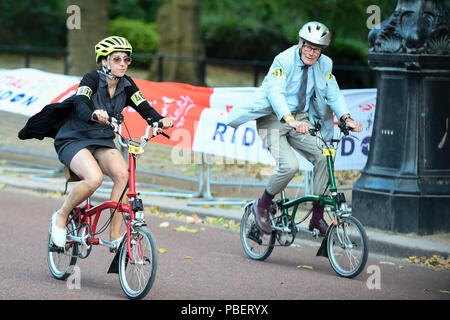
[1,188,449,302]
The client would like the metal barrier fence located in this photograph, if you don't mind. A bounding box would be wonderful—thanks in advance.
[0,45,375,87]
[0,146,312,206]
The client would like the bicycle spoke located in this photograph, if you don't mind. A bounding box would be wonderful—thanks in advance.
[240,203,275,260]
[327,216,368,278]
[118,227,157,299]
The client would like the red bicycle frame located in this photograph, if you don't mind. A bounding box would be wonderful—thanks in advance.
[65,121,161,263]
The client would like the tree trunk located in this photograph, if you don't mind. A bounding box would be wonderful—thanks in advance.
[66,0,109,76]
[148,0,205,86]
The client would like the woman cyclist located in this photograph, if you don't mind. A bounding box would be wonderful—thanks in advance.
[50,36,173,249]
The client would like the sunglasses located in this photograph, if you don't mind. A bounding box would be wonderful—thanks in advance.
[111,55,132,65]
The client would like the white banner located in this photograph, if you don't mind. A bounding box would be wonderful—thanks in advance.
[193,88,376,170]
[0,68,376,170]
[0,68,79,116]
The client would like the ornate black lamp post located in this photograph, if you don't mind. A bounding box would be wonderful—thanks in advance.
[352,0,450,235]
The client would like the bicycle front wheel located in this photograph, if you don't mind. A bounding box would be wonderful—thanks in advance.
[47,212,78,280]
[240,201,275,261]
[118,226,157,300]
[327,215,368,278]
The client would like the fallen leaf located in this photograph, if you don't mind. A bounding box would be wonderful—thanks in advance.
[406,254,450,269]
[184,256,192,259]
[157,248,169,253]
[297,265,314,270]
[185,216,200,224]
[228,223,240,231]
[172,225,199,233]
[159,222,170,228]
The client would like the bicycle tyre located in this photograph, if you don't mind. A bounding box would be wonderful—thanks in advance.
[47,212,78,280]
[118,226,157,300]
[240,201,275,261]
[327,215,368,278]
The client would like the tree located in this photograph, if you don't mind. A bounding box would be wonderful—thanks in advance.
[148,0,205,85]
[66,0,110,76]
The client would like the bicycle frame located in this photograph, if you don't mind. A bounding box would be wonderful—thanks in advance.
[275,132,349,235]
[64,119,164,263]
[240,122,369,278]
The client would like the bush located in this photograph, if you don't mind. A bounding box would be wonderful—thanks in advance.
[327,37,368,66]
[0,0,66,47]
[110,17,159,67]
[201,14,289,61]
[326,37,373,88]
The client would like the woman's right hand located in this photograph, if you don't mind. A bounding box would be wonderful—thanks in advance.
[91,109,110,125]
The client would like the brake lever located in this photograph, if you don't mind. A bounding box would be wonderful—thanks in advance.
[159,132,170,139]
[338,122,349,136]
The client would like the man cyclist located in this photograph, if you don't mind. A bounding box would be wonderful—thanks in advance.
[226,22,362,235]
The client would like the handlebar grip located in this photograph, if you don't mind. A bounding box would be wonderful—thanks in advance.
[146,117,165,128]
[92,112,118,124]
[338,122,350,136]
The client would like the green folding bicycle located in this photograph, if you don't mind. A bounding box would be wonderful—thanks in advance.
[240,121,369,278]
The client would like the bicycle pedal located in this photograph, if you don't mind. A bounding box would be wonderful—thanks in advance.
[311,228,320,238]
[49,244,64,253]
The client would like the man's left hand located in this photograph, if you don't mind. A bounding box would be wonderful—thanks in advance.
[346,118,362,132]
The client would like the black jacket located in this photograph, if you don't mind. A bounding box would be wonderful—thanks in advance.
[18,70,163,140]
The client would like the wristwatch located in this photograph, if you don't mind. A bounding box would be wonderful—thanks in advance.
[284,115,295,122]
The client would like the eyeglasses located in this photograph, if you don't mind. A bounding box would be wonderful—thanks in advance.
[111,55,132,65]
[302,44,323,55]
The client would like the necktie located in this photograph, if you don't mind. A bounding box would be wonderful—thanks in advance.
[296,65,309,113]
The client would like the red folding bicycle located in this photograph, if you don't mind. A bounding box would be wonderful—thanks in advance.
[47,115,169,300]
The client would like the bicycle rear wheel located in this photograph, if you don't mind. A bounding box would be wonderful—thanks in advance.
[327,215,368,278]
[118,226,157,300]
[240,201,275,261]
[47,212,78,280]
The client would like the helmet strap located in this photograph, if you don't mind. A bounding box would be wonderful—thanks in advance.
[101,56,120,80]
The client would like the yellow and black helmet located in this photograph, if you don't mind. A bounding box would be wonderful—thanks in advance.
[95,36,132,62]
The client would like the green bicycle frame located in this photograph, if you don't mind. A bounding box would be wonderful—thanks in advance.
[279,148,339,222]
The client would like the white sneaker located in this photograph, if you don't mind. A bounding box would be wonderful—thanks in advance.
[51,211,66,248]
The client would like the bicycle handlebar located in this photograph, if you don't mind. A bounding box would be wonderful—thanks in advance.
[308,120,351,138]
[307,119,354,152]
[92,112,169,148]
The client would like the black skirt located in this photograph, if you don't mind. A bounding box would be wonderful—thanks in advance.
[55,138,116,167]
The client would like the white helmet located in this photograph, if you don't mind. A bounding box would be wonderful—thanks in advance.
[298,21,331,48]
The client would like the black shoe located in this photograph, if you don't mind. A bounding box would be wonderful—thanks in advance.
[252,200,272,234]
[309,219,329,237]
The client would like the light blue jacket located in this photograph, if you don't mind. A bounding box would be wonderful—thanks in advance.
[225,45,349,140]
